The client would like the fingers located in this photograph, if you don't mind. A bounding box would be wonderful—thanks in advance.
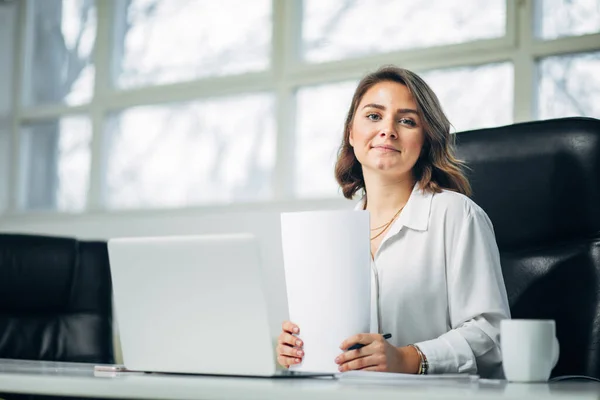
[278,332,303,348]
[337,353,386,372]
[335,347,367,366]
[277,355,302,368]
[276,339,303,368]
[335,340,382,365]
[339,333,378,351]
[336,334,388,372]
[282,321,300,334]
[277,343,304,358]
[277,321,303,368]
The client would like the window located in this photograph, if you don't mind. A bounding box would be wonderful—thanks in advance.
[535,0,600,40]
[302,0,506,63]
[420,63,514,132]
[20,116,91,211]
[24,0,96,106]
[104,93,275,209]
[8,0,600,214]
[113,0,272,88]
[536,51,600,119]
[295,81,357,198]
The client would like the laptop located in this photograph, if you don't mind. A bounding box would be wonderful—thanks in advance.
[108,234,327,377]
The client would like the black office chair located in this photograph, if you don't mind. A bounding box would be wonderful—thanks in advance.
[0,233,114,362]
[456,117,600,379]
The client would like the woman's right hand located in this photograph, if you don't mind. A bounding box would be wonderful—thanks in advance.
[276,321,304,368]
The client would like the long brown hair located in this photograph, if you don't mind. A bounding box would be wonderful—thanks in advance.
[334,66,471,199]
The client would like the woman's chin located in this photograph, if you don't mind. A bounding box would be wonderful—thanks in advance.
[365,162,410,176]
[373,159,400,170]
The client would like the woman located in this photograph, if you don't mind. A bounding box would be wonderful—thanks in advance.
[276,66,510,378]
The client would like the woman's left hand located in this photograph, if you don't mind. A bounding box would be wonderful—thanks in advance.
[335,333,415,373]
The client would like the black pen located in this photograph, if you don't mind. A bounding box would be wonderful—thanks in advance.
[346,333,392,351]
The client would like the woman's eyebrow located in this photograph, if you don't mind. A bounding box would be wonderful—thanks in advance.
[362,103,386,110]
[361,104,418,115]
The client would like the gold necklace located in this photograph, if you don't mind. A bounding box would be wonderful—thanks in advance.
[370,221,390,231]
[369,205,404,241]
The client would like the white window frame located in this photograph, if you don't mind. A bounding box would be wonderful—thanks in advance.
[5,0,600,218]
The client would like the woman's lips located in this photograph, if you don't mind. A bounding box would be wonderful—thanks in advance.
[372,145,400,152]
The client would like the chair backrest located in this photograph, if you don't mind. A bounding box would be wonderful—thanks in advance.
[0,234,113,363]
[456,117,600,379]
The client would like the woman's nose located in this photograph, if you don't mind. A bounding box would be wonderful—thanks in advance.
[379,124,398,139]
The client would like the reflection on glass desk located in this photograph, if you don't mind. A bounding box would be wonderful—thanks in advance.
[0,359,599,400]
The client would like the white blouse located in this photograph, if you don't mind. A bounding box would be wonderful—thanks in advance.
[356,183,511,378]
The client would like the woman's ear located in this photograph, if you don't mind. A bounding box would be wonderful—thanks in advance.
[348,129,354,147]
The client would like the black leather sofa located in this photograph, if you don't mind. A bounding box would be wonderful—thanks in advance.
[456,117,600,379]
[0,234,114,364]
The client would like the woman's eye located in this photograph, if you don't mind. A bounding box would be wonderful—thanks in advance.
[367,113,381,121]
[398,118,416,127]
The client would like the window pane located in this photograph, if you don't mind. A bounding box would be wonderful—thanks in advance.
[21,117,91,211]
[302,0,506,63]
[535,0,600,40]
[114,0,272,89]
[104,94,275,209]
[295,81,357,198]
[536,52,600,119]
[420,63,514,132]
[25,0,96,106]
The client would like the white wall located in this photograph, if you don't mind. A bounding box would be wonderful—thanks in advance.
[0,3,17,215]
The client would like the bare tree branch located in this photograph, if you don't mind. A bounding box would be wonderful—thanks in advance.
[303,0,358,52]
[64,0,94,91]
[548,58,588,116]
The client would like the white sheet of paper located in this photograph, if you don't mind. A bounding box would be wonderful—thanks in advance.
[281,210,371,374]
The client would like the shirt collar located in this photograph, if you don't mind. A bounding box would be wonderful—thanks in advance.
[354,182,434,232]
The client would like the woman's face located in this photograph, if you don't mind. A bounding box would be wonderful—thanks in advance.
[349,81,425,180]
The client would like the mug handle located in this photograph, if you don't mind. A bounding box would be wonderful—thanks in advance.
[552,336,560,368]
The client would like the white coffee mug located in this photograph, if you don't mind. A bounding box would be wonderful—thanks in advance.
[501,319,560,382]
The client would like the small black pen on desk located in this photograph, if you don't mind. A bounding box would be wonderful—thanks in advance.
[346,333,392,351]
